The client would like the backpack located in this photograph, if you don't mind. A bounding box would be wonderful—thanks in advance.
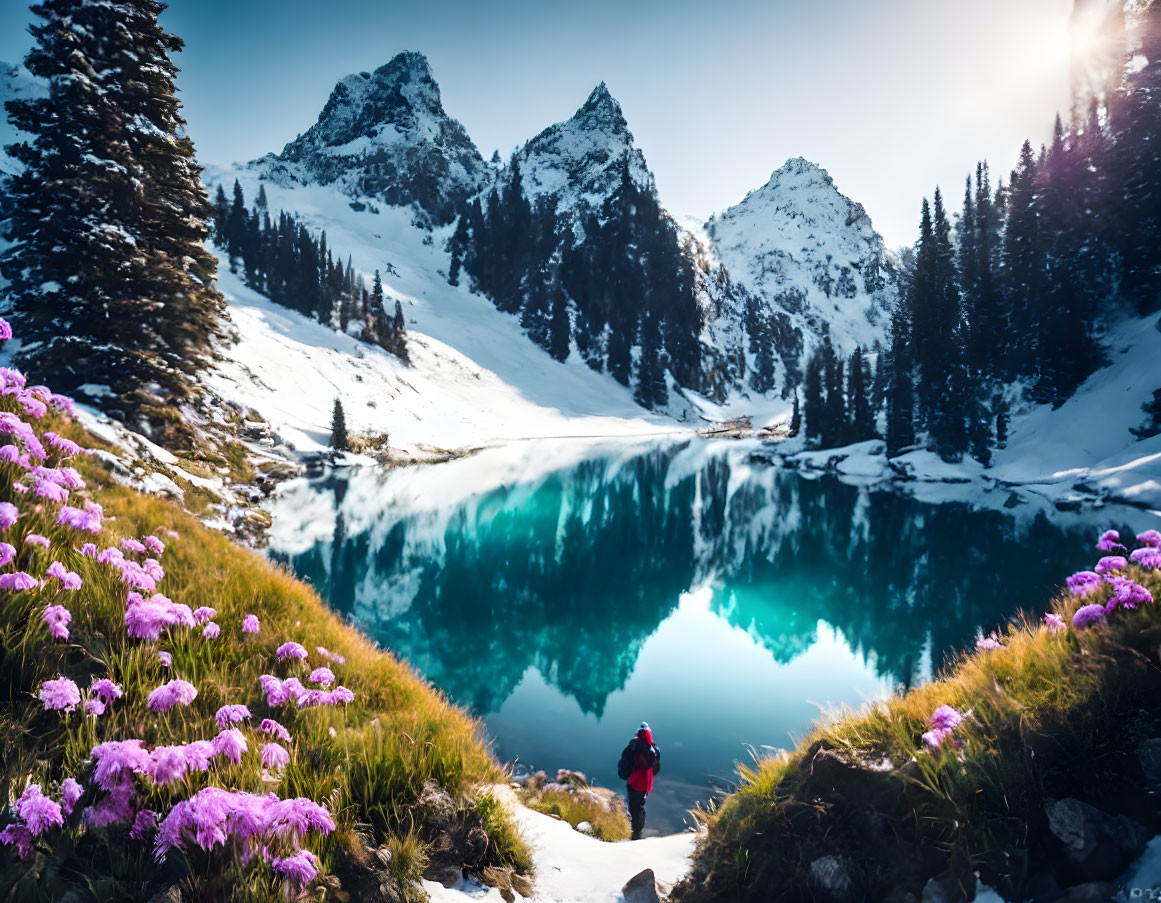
[617,742,635,780]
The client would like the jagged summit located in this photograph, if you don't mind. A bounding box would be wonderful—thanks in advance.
[515,80,649,207]
[255,51,486,226]
[704,155,897,369]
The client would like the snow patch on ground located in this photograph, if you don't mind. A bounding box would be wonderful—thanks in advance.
[424,801,696,903]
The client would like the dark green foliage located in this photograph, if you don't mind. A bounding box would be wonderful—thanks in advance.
[787,392,801,438]
[1132,388,1161,439]
[454,154,701,410]
[1,0,225,415]
[214,183,408,361]
[330,398,349,451]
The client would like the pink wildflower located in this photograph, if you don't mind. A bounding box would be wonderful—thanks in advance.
[242,614,260,634]
[259,719,292,743]
[143,535,165,555]
[308,667,335,686]
[45,560,82,589]
[211,728,248,765]
[60,778,82,816]
[276,641,308,661]
[39,676,81,712]
[1072,603,1107,629]
[80,542,97,557]
[930,705,963,731]
[202,621,221,639]
[147,679,198,713]
[91,740,151,791]
[0,501,17,530]
[17,784,63,835]
[316,646,346,665]
[1044,612,1067,632]
[33,479,67,502]
[43,604,71,640]
[0,541,14,566]
[1066,570,1103,595]
[130,809,159,840]
[215,704,251,730]
[1096,529,1124,552]
[85,697,106,717]
[183,740,215,772]
[25,533,50,549]
[91,678,123,703]
[83,779,135,827]
[0,823,33,860]
[261,743,290,770]
[1095,555,1128,575]
[271,849,319,890]
[121,538,147,554]
[976,634,1004,651]
[0,571,39,590]
[1138,529,1161,549]
[1131,547,1161,569]
[149,746,189,785]
[158,651,172,667]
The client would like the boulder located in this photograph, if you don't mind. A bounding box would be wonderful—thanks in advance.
[622,868,662,903]
[1046,798,1150,880]
[808,855,858,903]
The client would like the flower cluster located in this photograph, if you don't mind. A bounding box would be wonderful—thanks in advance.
[259,673,354,708]
[125,592,195,641]
[146,679,198,713]
[276,641,308,661]
[43,604,71,641]
[922,704,964,749]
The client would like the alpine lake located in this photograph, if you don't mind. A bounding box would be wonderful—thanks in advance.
[264,438,1160,834]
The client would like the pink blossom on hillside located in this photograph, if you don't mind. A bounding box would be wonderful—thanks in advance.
[1066,571,1103,595]
[83,778,135,827]
[58,503,102,532]
[121,538,147,554]
[976,634,1004,651]
[46,560,81,589]
[272,849,319,890]
[1072,604,1108,629]
[39,676,81,711]
[215,704,251,730]
[930,705,963,731]
[90,678,123,703]
[80,542,97,557]
[0,318,11,341]
[43,604,71,640]
[0,501,18,530]
[922,727,953,748]
[1044,612,1067,633]
[60,778,82,816]
[149,746,189,785]
[1131,547,1161,569]
[85,698,106,717]
[183,740,215,772]
[1095,555,1128,575]
[261,742,290,770]
[96,546,124,566]
[0,822,33,860]
[17,784,63,835]
[25,533,49,549]
[259,718,292,743]
[130,809,159,840]
[192,606,216,624]
[91,740,151,791]
[33,479,67,502]
[143,535,165,555]
[316,646,346,665]
[0,571,39,590]
[211,728,248,765]
[147,679,198,713]
[308,667,335,686]
[1136,529,1161,549]
[1106,577,1152,611]
[0,542,15,566]
[1096,530,1124,552]
[158,651,172,667]
[242,614,260,634]
[43,432,81,458]
[202,621,220,639]
[276,641,308,661]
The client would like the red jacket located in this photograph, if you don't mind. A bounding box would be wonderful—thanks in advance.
[627,728,661,793]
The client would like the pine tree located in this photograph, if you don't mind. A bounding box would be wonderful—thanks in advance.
[330,398,349,451]
[1001,140,1044,379]
[634,312,668,408]
[927,188,968,460]
[849,347,873,441]
[787,391,801,438]
[803,348,825,446]
[886,306,915,457]
[1,0,224,419]
[212,184,229,241]
[548,286,570,362]
[1132,388,1161,439]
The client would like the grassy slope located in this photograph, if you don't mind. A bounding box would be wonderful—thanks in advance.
[0,410,531,901]
[675,561,1161,902]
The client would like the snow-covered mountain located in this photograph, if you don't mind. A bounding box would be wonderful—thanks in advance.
[252,51,487,227]
[514,82,652,212]
[697,157,898,397]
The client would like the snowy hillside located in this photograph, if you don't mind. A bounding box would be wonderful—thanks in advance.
[202,166,689,454]
[705,157,898,361]
[251,52,487,227]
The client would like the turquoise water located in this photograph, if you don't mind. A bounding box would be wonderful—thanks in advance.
[267,440,1155,834]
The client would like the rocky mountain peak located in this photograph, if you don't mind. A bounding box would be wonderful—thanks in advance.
[257,51,485,227]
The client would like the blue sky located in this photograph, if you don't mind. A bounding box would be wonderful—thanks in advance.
[0,0,1076,246]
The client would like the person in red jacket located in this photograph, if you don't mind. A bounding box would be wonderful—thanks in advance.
[620,721,661,840]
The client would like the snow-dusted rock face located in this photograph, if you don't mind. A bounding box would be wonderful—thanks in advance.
[514,82,652,215]
[706,157,898,365]
[255,51,487,227]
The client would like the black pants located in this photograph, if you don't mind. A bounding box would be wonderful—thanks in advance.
[627,787,647,839]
